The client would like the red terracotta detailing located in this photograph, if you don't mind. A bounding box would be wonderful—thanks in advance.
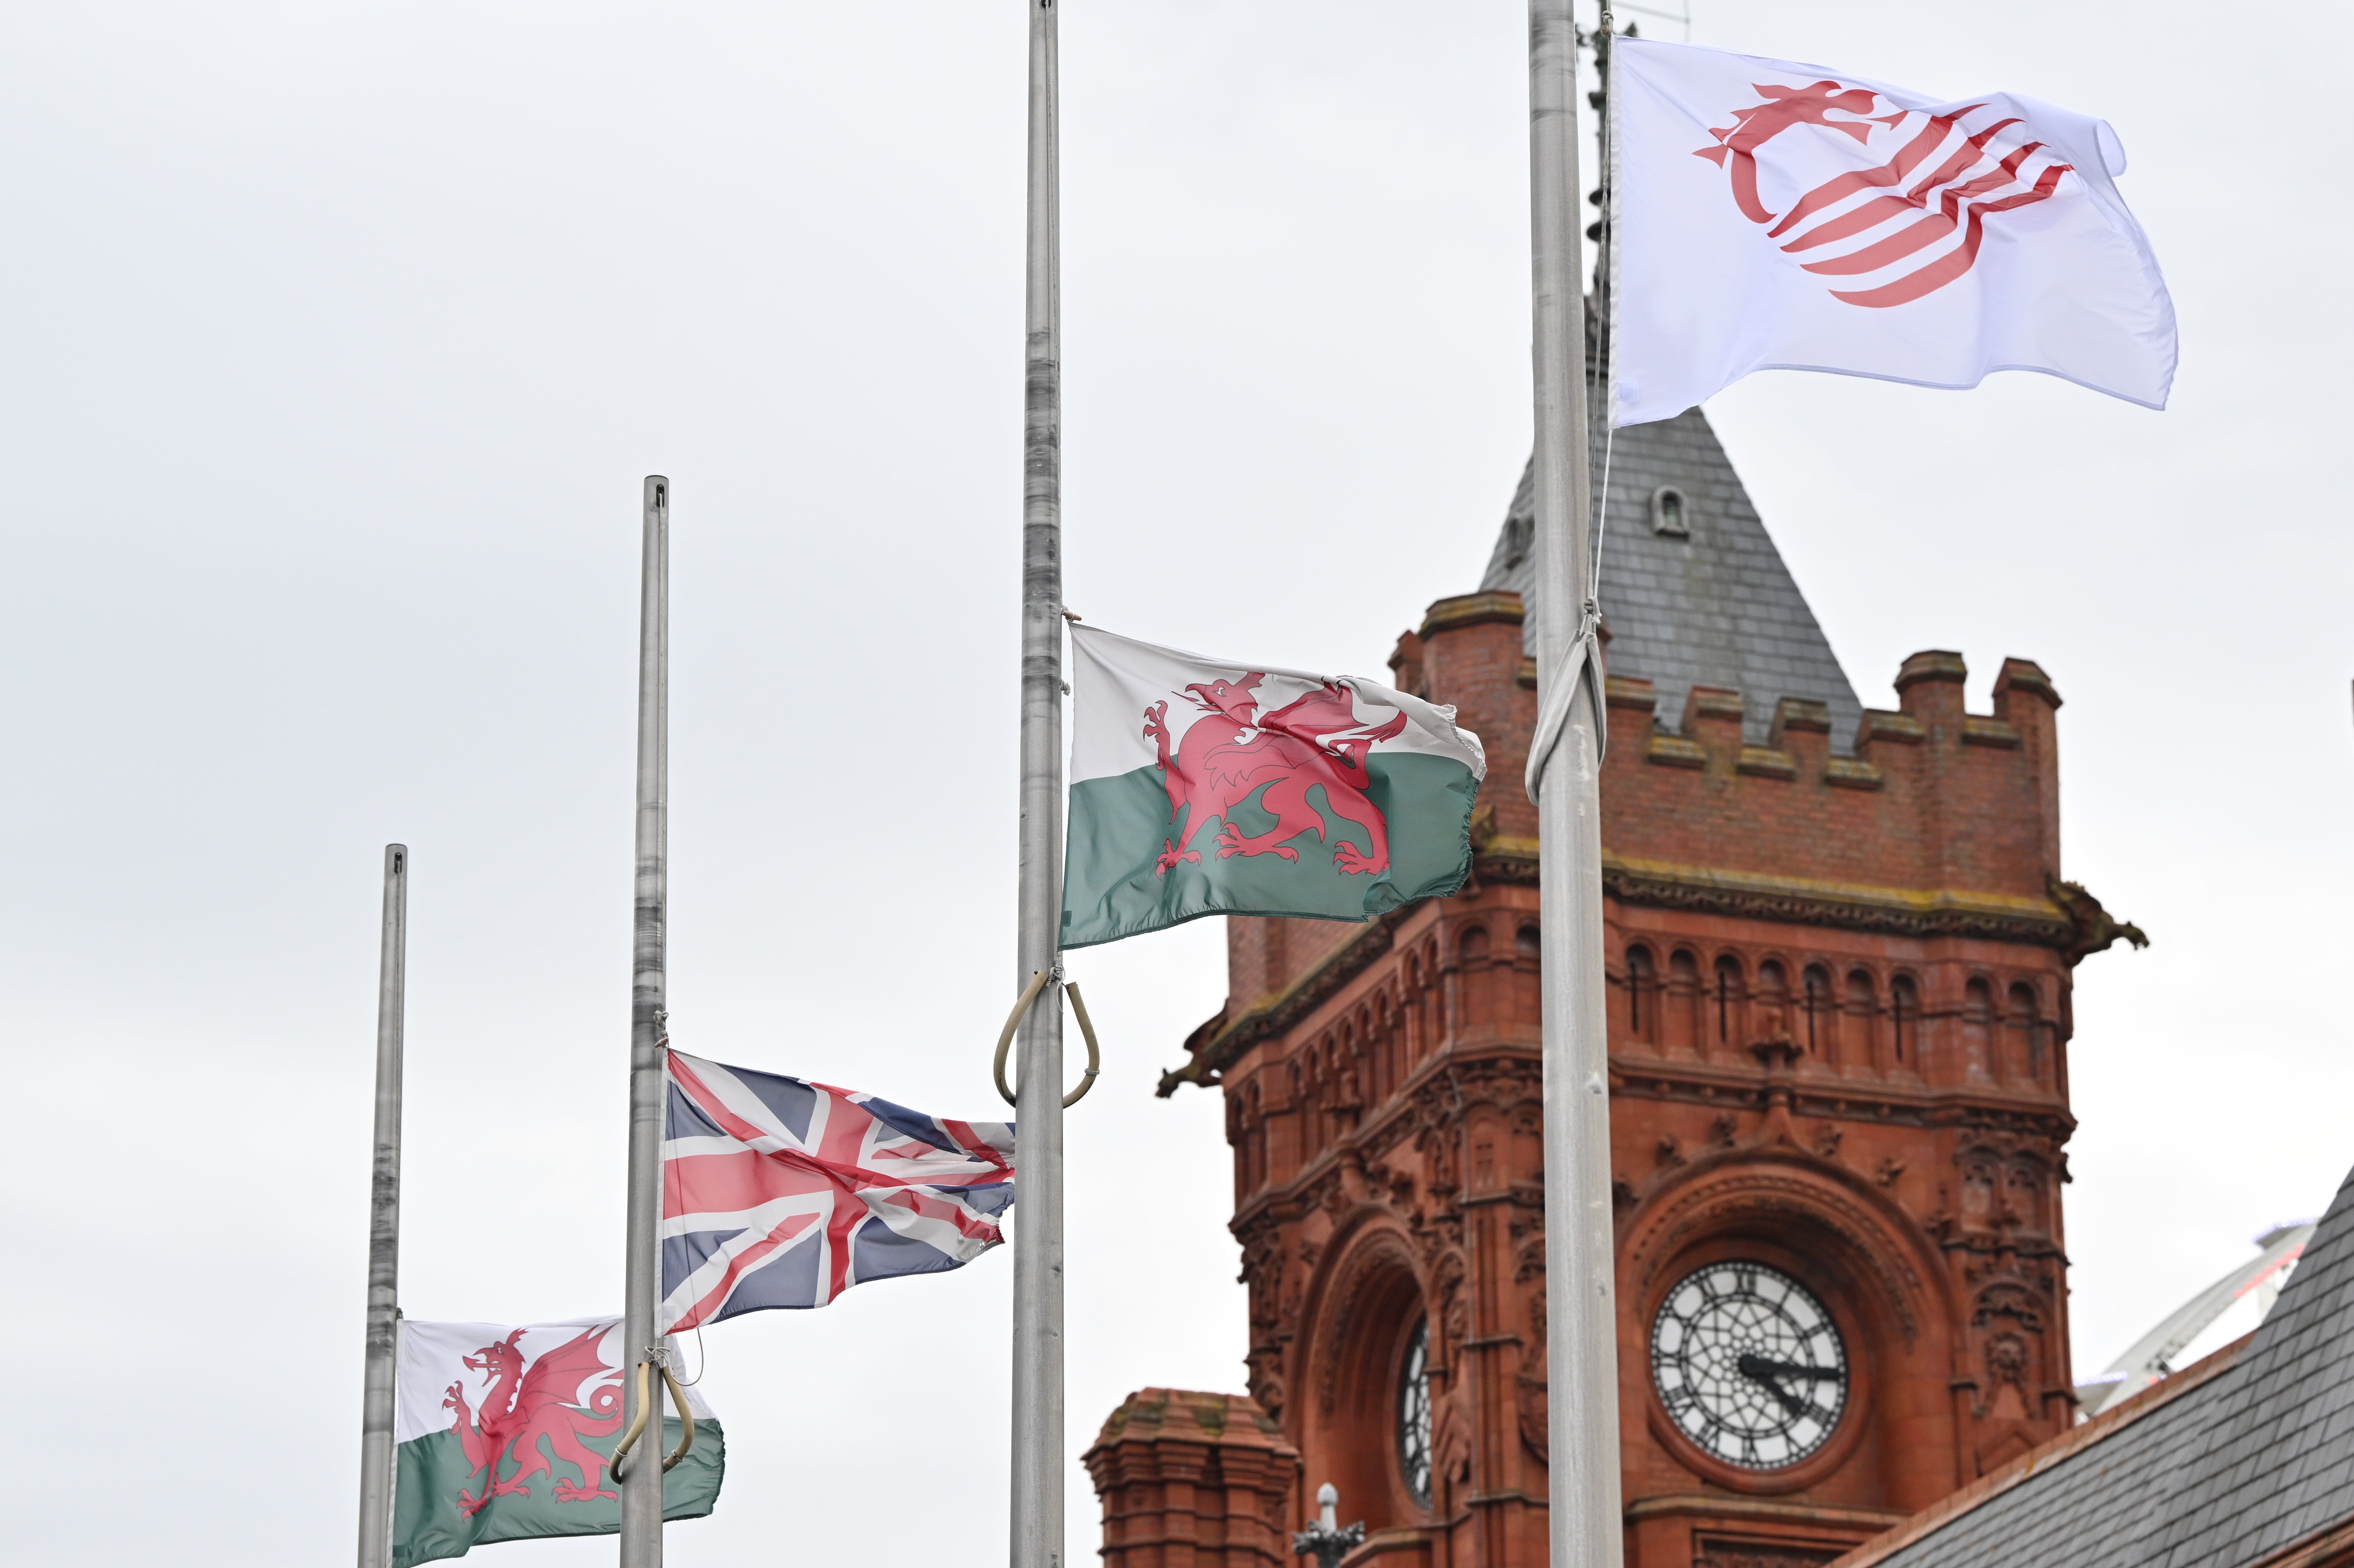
[1097,590,2134,1568]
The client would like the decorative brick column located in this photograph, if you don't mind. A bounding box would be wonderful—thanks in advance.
[1084,1389,1300,1568]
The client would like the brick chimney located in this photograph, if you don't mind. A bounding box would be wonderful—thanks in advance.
[1084,1389,1301,1568]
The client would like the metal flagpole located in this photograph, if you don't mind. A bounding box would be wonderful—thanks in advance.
[620,475,671,1567]
[1527,2,1624,1566]
[357,843,409,1568]
[1010,1,1067,1565]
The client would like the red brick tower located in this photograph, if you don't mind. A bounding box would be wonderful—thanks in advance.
[1084,410,2143,1568]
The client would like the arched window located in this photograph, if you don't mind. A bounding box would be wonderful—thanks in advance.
[2009,982,2043,1081]
[1803,965,1831,1054]
[1650,485,1690,537]
[1963,979,1995,1077]
[1245,1081,1264,1191]
[1714,955,1744,1045]
[1517,923,1542,961]
[1669,949,1701,1053]
[1846,969,1877,1065]
[1754,959,1790,1047]
[1454,928,1492,1030]
[1891,974,1919,1063]
[1625,944,1657,1038]
[1398,1318,1433,1509]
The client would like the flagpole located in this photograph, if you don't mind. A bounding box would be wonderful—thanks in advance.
[1528,4,1623,1567]
[620,475,670,1568]
[356,843,409,1568]
[1010,1,1066,1565]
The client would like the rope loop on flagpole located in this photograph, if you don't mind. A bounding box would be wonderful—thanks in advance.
[606,1362,653,1483]
[1524,597,1610,806]
[994,968,1103,1109]
[1522,0,1621,815]
[606,1354,698,1485]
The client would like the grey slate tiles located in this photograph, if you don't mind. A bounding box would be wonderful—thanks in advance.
[1861,1160,2354,1568]
[1480,409,1867,755]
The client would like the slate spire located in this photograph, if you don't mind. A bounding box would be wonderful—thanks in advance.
[1480,408,1866,754]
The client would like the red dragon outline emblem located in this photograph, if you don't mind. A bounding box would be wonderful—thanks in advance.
[440,1326,625,1515]
[1693,81,2073,308]
[1143,673,1409,879]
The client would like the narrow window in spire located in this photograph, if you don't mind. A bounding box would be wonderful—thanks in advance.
[1650,485,1690,537]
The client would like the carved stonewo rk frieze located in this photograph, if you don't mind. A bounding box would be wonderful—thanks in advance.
[1097,415,2133,1568]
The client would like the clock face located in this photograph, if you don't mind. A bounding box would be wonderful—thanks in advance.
[1651,1261,1849,1471]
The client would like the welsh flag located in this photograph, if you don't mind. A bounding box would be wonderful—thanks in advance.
[1063,625,1486,948]
[392,1317,722,1566]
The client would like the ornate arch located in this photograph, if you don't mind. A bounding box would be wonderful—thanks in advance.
[1304,1214,1426,1416]
[1622,1154,1947,1348]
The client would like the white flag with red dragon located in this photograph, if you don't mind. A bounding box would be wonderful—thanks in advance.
[1063,625,1486,948]
[392,1318,722,1566]
[1610,37,2176,424]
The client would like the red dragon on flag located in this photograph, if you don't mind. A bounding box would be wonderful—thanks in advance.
[1142,672,1409,878]
[440,1325,623,1515]
[1063,624,1486,948]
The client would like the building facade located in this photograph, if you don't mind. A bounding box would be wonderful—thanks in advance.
[1084,411,2145,1568]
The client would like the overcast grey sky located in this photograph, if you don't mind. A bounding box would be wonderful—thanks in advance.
[4,2,2348,1562]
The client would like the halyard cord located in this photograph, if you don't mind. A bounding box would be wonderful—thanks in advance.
[1526,9,1619,807]
[1596,2,1618,615]
[994,969,1103,1109]
[640,1013,705,1403]
[674,1324,707,1387]
[605,1357,697,1483]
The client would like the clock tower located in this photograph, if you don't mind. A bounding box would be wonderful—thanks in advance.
[1086,409,2144,1568]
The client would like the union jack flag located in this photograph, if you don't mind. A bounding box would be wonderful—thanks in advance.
[658,1048,1016,1332]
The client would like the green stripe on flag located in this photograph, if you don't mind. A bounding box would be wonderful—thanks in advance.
[1062,752,1478,949]
[394,1418,723,1567]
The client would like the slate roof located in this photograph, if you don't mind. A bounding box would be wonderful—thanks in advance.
[1479,409,1866,754]
[1840,1160,2354,1568]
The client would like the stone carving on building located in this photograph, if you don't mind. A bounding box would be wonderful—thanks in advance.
[1091,411,2139,1568]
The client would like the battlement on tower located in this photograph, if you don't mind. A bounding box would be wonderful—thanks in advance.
[1401,591,2081,935]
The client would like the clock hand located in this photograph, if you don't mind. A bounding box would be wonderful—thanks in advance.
[1734,1355,1811,1416]
[1739,1356,1843,1383]
[1732,1347,1836,1412]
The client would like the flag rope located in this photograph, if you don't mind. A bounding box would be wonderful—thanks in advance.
[606,1356,697,1484]
[994,969,1102,1109]
[1523,603,1608,805]
[1525,6,1621,808]
[1593,1,1618,611]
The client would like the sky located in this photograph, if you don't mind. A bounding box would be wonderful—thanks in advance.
[2,1,2349,1562]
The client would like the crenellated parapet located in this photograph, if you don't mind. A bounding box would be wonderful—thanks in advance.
[1386,592,2124,962]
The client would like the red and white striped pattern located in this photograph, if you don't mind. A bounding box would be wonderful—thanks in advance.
[1609,39,2175,425]
[1705,96,2075,309]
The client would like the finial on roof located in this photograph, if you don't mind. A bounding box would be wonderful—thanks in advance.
[1291,1484,1365,1568]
